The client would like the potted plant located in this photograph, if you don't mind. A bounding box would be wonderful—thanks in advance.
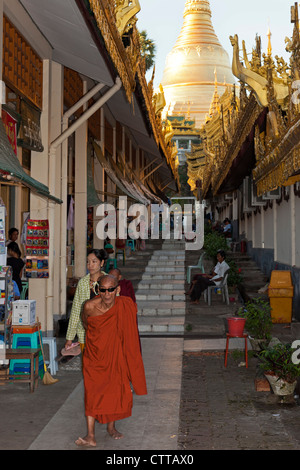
[227,260,243,293]
[258,342,300,398]
[237,297,272,351]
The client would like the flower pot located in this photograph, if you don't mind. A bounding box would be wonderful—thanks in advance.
[249,336,270,352]
[227,317,246,336]
[264,373,297,397]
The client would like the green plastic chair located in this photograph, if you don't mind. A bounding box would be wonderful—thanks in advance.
[105,258,117,273]
[186,252,206,284]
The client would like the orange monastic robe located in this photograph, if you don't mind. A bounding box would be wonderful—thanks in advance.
[83,296,147,424]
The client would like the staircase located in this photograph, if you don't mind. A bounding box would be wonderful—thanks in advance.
[229,252,269,301]
[135,239,186,334]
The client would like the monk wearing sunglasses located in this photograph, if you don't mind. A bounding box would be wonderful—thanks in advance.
[76,274,147,447]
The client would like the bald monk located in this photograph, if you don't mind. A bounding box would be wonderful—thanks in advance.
[109,268,136,303]
[75,274,147,447]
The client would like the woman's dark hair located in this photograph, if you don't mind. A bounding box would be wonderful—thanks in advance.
[8,227,18,237]
[7,241,21,257]
[87,248,108,262]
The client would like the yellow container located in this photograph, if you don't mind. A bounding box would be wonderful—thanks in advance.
[268,271,294,323]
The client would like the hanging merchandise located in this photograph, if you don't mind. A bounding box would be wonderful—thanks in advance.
[1,108,18,155]
[0,205,6,264]
[25,219,49,278]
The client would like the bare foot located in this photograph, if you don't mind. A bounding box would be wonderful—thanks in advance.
[190,300,199,304]
[75,436,96,447]
[107,426,123,440]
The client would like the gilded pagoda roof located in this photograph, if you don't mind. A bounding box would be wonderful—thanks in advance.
[161,0,235,128]
[193,2,300,198]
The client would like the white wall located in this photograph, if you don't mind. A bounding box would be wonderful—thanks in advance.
[276,197,292,265]
[263,205,274,249]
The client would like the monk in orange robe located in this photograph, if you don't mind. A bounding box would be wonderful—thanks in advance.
[75,274,147,447]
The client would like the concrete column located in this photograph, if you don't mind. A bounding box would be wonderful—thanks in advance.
[74,83,88,278]
[274,200,278,261]
[251,214,255,248]
[30,60,63,333]
[261,207,265,249]
[0,1,3,81]
[14,147,23,251]
[93,109,105,249]
[291,187,296,266]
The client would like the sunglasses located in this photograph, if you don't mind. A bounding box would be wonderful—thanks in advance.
[99,285,118,293]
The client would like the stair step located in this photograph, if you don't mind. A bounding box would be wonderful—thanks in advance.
[148,260,185,266]
[136,290,185,301]
[152,250,185,257]
[138,316,185,333]
[142,272,185,280]
[145,266,185,273]
[137,300,185,316]
[138,280,185,290]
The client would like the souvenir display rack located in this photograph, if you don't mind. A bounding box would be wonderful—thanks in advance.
[0,266,14,349]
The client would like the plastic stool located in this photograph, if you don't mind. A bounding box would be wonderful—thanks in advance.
[10,331,42,376]
[105,258,117,273]
[126,239,135,252]
[42,337,58,375]
[12,331,40,349]
[224,333,248,368]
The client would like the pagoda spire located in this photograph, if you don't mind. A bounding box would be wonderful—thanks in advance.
[267,26,272,56]
[161,0,235,127]
[209,67,220,116]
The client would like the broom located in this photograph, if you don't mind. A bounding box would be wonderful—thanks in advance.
[37,318,58,385]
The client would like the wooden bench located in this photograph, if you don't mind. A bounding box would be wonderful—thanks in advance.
[0,348,40,392]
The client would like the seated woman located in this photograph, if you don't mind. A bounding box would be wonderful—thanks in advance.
[7,242,24,296]
[189,250,229,304]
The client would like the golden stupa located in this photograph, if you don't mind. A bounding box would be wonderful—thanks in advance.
[161,0,236,127]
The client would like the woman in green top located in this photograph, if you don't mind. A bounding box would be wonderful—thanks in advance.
[65,249,108,352]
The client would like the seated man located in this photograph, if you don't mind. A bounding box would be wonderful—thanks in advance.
[222,218,232,238]
[189,250,229,304]
[109,268,136,303]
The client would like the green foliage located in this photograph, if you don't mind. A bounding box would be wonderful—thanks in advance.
[227,259,243,287]
[139,30,156,71]
[259,343,300,383]
[203,231,243,286]
[203,231,228,260]
[237,297,272,339]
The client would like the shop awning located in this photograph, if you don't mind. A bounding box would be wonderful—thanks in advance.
[87,153,103,207]
[93,141,151,205]
[0,119,62,204]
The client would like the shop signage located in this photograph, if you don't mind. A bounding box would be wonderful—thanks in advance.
[17,99,44,152]
[25,219,49,278]
[1,108,17,155]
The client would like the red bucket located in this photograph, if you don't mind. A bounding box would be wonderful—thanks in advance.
[227,317,246,336]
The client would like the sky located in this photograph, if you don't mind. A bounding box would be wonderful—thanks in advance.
[136,0,293,88]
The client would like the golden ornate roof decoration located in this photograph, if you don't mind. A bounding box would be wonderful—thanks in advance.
[115,0,141,37]
[230,34,290,109]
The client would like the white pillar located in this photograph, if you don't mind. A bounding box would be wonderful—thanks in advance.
[30,60,63,333]
[74,82,88,278]
[274,201,278,261]
[261,207,265,249]
[0,0,3,81]
[291,187,296,266]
